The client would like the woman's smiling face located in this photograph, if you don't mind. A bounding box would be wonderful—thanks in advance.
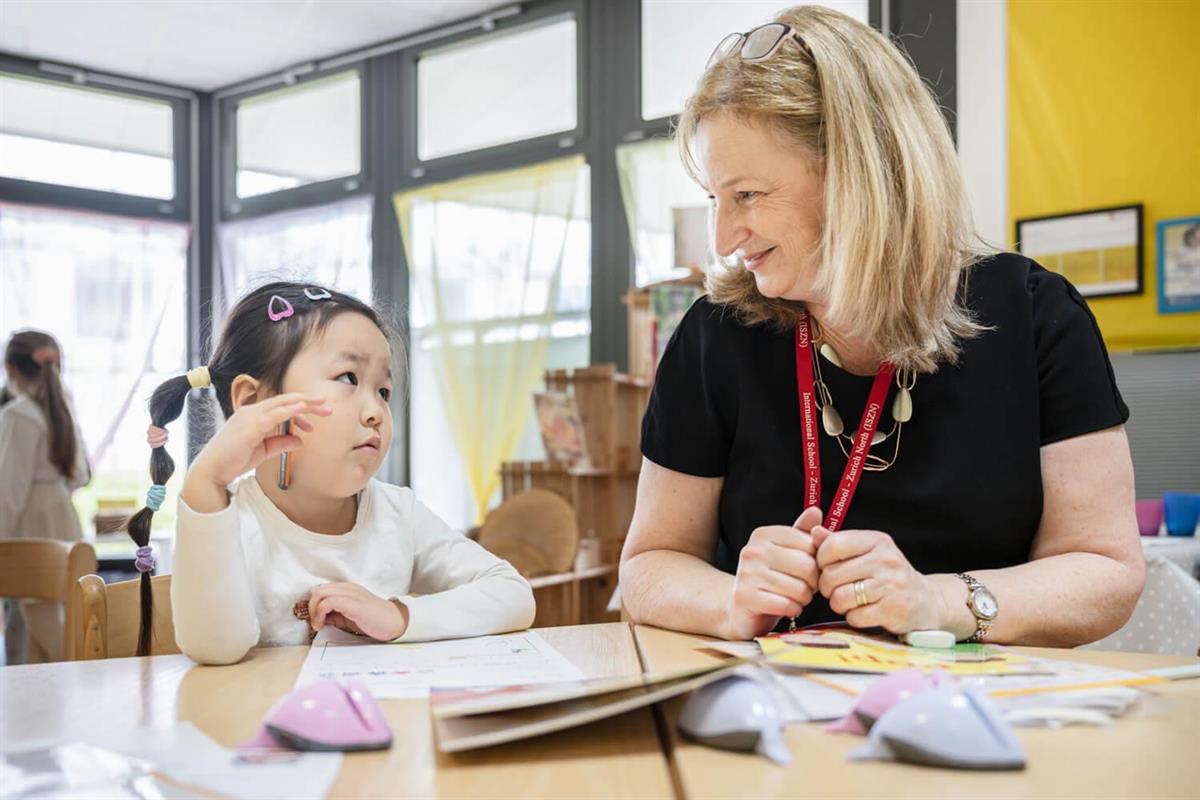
[694,111,826,303]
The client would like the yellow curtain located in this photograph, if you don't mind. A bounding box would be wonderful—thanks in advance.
[394,155,586,523]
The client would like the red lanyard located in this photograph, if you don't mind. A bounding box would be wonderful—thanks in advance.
[795,313,894,532]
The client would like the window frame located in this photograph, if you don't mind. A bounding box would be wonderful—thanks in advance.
[397,0,586,183]
[0,53,204,466]
[218,63,370,220]
[0,55,191,222]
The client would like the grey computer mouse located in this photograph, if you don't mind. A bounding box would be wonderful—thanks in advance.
[849,685,1026,770]
[678,674,791,764]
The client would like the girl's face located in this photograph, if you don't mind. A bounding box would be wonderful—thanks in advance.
[693,111,826,303]
[276,312,394,498]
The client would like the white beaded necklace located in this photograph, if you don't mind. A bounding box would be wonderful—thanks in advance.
[809,319,915,472]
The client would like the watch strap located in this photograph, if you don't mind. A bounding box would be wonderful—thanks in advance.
[955,572,992,643]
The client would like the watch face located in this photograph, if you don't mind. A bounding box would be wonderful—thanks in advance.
[972,588,999,620]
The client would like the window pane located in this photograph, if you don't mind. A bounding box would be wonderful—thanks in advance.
[617,138,712,286]
[1,203,189,543]
[0,74,174,199]
[217,195,374,313]
[235,71,362,199]
[406,184,590,329]
[418,18,577,161]
[640,1,870,121]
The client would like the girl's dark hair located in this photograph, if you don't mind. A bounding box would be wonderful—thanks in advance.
[129,281,396,656]
[3,330,79,480]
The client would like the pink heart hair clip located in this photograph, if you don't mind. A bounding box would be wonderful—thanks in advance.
[268,295,295,322]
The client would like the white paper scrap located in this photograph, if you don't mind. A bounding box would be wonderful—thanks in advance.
[1,723,342,800]
[99,723,341,800]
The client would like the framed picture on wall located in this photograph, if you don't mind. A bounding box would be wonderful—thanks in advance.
[1156,216,1200,314]
[1015,204,1143,298]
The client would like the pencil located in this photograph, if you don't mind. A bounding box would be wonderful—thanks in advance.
[279,419,292,490]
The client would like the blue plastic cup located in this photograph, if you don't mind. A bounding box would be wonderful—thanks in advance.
[1162,492,1200,537]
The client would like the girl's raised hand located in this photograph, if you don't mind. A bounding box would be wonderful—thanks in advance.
[188,393,331,494]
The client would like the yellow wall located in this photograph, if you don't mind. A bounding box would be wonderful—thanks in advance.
[1008,0,1200,351]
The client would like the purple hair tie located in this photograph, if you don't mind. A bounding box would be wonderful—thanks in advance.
[134,545,156,574]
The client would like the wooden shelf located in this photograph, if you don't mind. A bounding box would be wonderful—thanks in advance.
[624,270,706,382]
[566,466,641,478]
[529,565,619,627]
[497,363,649,627]
[528,564,616,590]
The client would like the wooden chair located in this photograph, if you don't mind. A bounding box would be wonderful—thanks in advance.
[478,490,587,627]
[0,539,96,662]
[478,489,579,578]
[73,573,179,659]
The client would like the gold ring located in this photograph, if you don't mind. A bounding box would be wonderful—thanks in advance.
[853,579,869,608]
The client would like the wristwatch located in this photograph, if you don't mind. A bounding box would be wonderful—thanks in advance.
[955,573,998,642]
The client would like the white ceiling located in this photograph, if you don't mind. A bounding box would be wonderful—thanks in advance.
[0,0,510,91]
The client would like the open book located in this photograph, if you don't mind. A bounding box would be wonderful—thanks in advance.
[431,662,741,752]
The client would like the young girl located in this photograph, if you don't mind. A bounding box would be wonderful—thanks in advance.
[133,282,534,664]
[1,330,91,663]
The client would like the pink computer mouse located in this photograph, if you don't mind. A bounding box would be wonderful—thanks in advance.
[826,668,952,735]
[239,679,393,753]
[848,685,1026,770]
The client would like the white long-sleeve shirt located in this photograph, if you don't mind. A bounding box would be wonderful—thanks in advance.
[171,475,535,665]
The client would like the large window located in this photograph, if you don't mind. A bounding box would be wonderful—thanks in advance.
[0,203,189,535]
[0,73,175,199]
[639,0,870,121]
[234,71,363,199]
[417,16,578,161]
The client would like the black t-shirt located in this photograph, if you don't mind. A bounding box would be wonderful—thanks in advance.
[641,252,1129,626]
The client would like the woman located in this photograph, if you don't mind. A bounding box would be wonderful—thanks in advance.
[1,330,91,662]
[619,6,1144,646]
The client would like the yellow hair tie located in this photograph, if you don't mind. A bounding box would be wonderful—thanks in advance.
[186,366,211,389]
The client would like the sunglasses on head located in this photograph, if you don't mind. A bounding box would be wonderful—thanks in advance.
[707,22,814,69]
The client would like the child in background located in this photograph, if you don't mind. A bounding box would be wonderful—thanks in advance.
[135,282,534,663]
[0,330,92,663]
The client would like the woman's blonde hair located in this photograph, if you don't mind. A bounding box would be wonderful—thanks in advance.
[677,5,993,373]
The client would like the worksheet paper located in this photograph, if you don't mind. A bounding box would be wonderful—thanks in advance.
[295,627,586,699]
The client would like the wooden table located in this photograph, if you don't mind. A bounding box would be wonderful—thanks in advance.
[0,623,674,799]
[633,625,1200,800]
[6,621,1198,799]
